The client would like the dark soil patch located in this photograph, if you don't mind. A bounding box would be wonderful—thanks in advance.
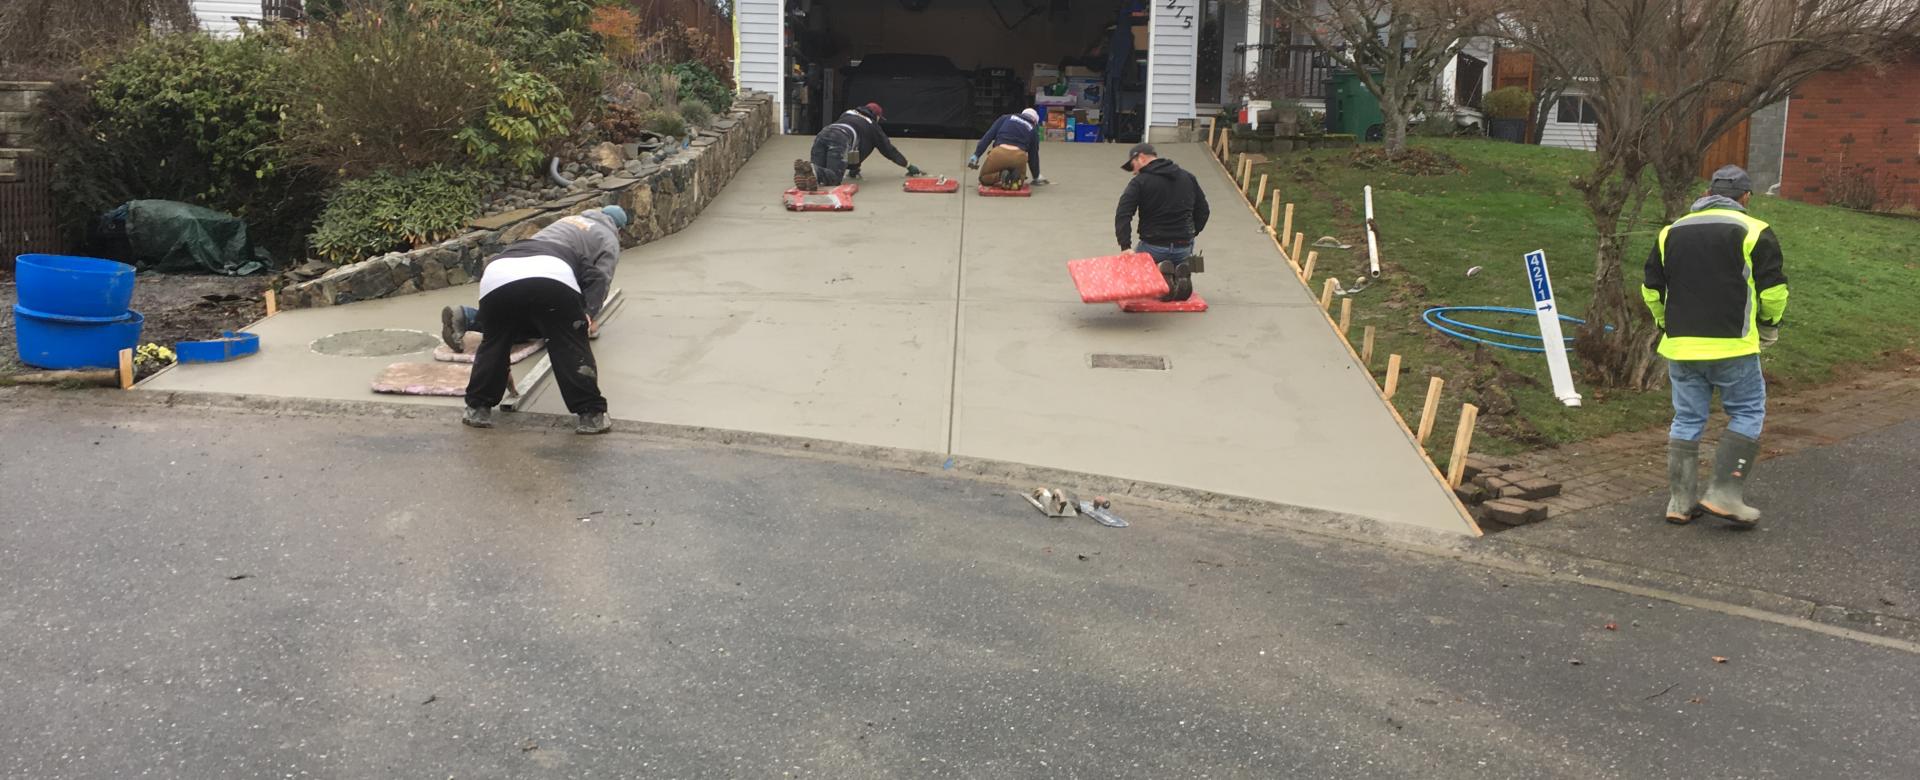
[0,270,267,377]
[1347,147,1466,177]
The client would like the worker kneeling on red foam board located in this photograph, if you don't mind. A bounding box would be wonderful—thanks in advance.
[1115,143,1209,301]
[969,107,1047,190]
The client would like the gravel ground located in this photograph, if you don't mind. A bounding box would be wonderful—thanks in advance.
[0,270,268,376]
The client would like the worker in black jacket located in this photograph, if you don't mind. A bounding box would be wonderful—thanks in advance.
[793,103,923,190]
[1115,144,1210,301]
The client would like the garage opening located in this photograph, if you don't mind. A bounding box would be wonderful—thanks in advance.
[783,0,1150,144]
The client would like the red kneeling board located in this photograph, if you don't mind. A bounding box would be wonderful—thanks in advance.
[1066,252,1171,303]
[977,184,1032,197]
[783,184,858,212]
[905,176,960,193]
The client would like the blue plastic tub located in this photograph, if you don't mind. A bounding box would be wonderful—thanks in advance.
[14,254,138,319]
[12,305,145,370]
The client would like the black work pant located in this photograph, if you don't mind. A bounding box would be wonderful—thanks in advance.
[464,278,607,414]
[809,131,851,187]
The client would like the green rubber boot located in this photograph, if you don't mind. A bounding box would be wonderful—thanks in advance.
[1699,432,1762,526]
[1665,438,1701,524]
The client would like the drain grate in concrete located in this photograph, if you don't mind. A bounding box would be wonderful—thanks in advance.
[311,329,441,357]
[1089,353,1169,371]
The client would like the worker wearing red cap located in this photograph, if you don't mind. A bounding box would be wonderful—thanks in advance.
[794,102,924,190]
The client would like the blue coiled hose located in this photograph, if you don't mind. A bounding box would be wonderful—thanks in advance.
[1421,306,1593,354]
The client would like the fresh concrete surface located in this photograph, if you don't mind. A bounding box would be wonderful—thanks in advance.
[140,284,525,408]
[143,136,1467,534]
[3,399,1918,778]
[1500,419,1920,626]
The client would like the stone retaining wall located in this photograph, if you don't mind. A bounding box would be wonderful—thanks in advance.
[278,91,777,309]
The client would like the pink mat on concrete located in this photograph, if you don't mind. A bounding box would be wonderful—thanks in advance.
[371,362,472,396]
[1119,293,1209,313]
[1067,252,1171,303]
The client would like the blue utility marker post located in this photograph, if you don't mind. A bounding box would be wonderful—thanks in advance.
[1525,250,1582,407]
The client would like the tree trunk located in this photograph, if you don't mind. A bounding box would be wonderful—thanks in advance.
[1574,207,1665,391]
[1385,109,1410,154]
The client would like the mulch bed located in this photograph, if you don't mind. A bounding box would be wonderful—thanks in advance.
[0,270,268,377]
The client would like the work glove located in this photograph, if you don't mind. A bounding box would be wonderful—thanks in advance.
[966,155,980,169]
[1032,174,1050,186]
[906,164,926,177]
[1758,325,1779,349]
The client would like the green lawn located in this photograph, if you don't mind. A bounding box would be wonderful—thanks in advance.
[1244,138,1920,458]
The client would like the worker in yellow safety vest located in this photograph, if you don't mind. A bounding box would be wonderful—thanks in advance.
[1642,165,1789,527]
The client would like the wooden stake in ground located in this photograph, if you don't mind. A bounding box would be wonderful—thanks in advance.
[1254,174,1269,209]
[118,348,135,390]
[1384,355,1403,399]
[1281,204,1294,251]
[1301,251,1318,283]
[1361,325,1376,366]
[1446,404,1480,487]
[1207,120,1219,152]
[1292,233,1306,271]
[1416,377,1445,445]
[1320,277,1338,311]
[1268,195,1281,235]
[264,288,279,317]
[1338,297,1353,337]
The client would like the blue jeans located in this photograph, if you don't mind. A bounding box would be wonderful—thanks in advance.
[1669,354,1766,441]
[1134,241,1193,266]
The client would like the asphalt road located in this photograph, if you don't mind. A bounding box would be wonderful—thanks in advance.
[1501,419,1920,627]
[2,395,1917,779]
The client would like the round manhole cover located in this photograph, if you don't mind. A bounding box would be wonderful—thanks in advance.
[310,329,441,357]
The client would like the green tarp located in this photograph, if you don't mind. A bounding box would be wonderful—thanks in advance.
[102,200,271,276]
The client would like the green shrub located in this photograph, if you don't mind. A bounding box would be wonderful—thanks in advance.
[679,98,713,128]
[309,166,489,264]
[278,11,498,176]
[1413,111,1459,137]
[639,110,686,139]
[671,62,731,114]
[462,68,576,171]
[1484,87,1533,120]
[32,29,321,259]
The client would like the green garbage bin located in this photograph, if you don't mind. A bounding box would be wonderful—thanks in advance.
[1323,70,1385,142]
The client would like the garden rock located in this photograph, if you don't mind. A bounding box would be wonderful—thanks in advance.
[587,142,624,174]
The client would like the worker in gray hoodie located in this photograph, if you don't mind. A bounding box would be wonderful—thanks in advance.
[445,205,627,434]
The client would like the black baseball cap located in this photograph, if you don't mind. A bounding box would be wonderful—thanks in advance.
[1121,143,1157,171]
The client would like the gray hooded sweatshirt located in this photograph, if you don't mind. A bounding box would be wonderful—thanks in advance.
[483,210,622,316]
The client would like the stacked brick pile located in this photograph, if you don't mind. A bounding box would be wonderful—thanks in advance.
[1452,455,1564,531]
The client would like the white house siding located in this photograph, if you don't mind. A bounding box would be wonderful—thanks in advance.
[192,1,254,38]
[1540,90,1599,151]
[734,0,784,128]
[1146,3,1199,139]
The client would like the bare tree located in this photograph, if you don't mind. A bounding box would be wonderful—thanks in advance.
[1509,0,1920,390]
[1269,0,1501,153]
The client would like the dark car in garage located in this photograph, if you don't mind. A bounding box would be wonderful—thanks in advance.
[840,53,976,137]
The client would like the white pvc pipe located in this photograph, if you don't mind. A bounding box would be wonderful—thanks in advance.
[1364,186,1382,278]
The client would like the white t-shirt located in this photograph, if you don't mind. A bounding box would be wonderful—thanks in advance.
[478,255,580,301]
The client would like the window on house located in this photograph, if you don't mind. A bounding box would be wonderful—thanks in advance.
[1557,97,1599,125]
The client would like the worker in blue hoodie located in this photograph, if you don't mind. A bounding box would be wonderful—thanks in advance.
[968,107,1048,189]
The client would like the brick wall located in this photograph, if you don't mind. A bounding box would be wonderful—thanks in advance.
[1779,57,1920,209]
